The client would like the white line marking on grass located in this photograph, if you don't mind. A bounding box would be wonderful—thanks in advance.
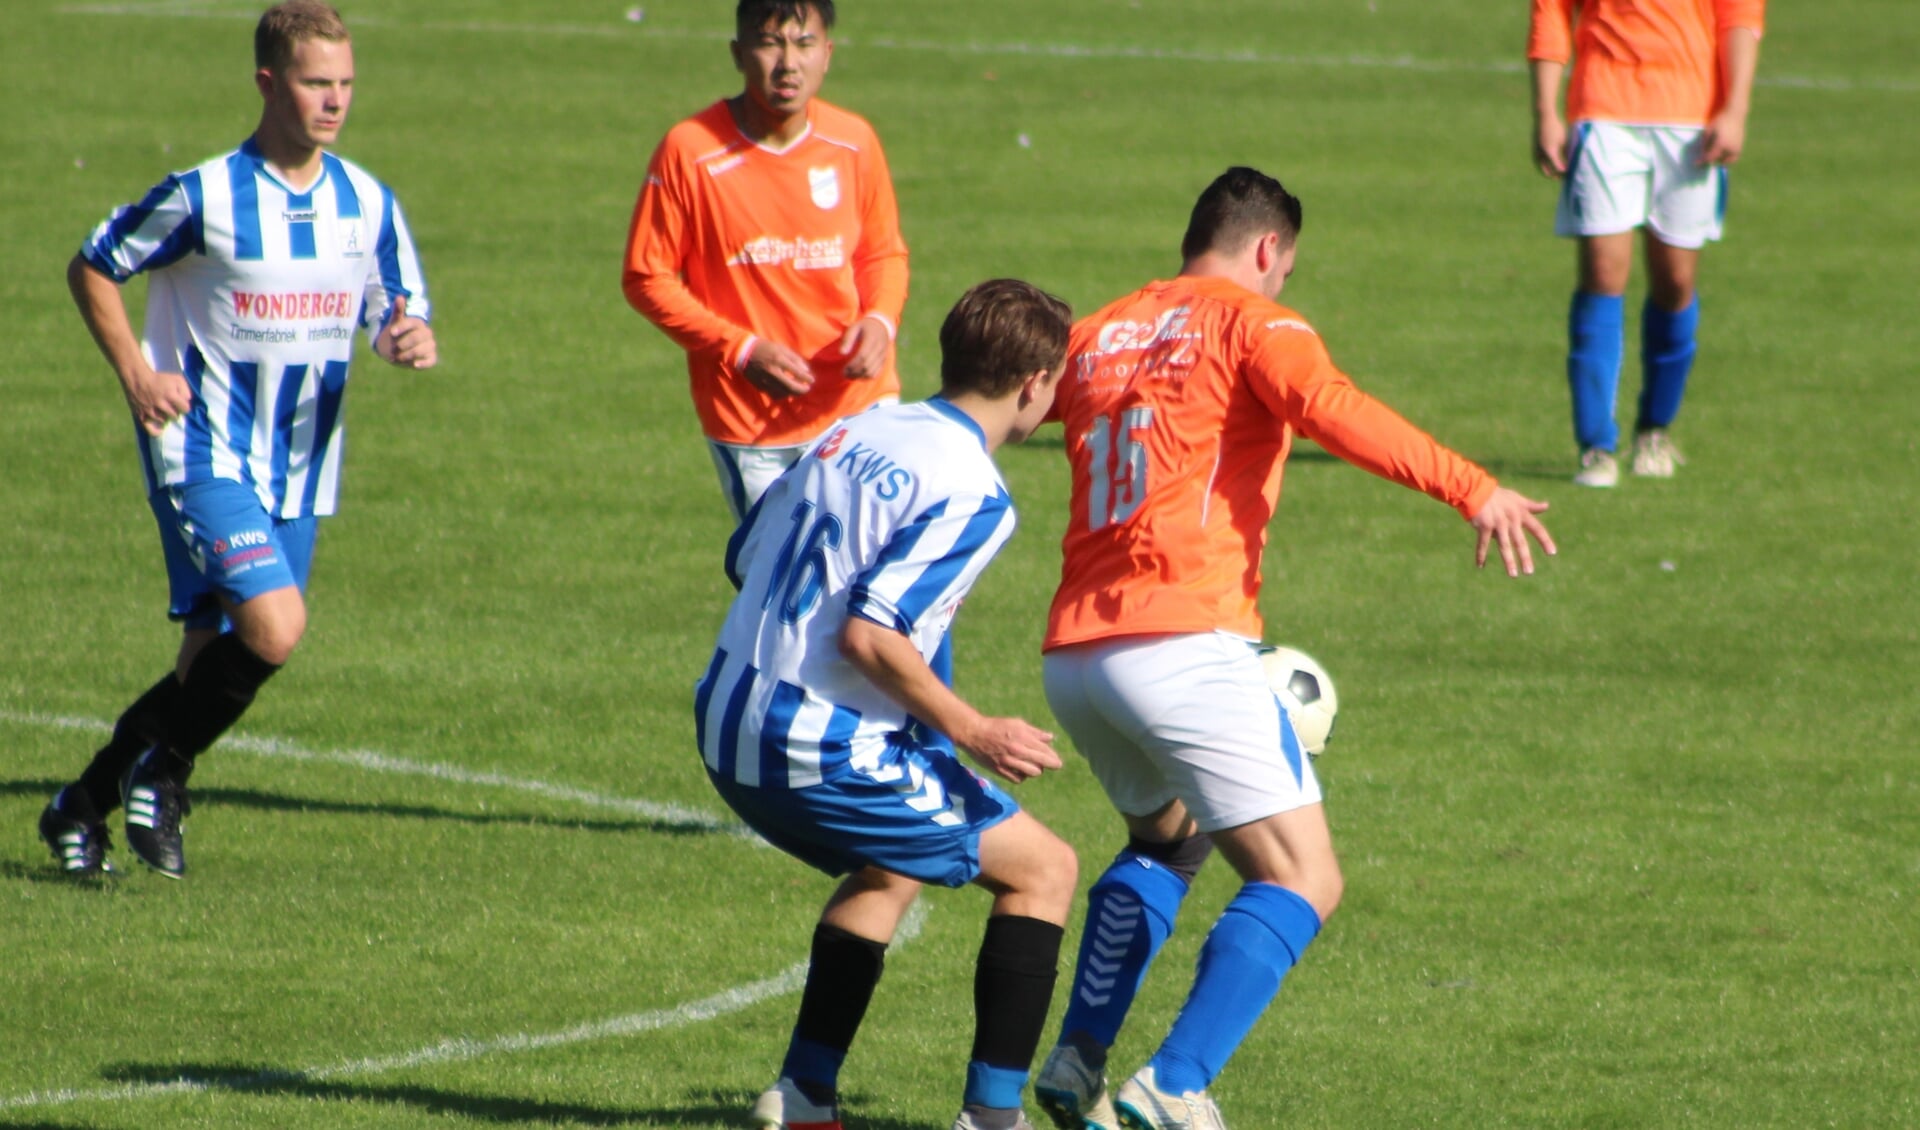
[0,709,747,836]
[54,2,1918,95]
[0,901,928,1112]
[3,707,936,1111]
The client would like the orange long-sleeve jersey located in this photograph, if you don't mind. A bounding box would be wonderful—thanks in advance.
[1529,0,1766,127]
[1044,275,1498,652]
[624,99,909,447]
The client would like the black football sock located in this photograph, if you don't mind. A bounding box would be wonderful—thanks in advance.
[780,922,888,1095]
[162,632,282,777]
[970,914,1065,1078]
[75,672,184,815]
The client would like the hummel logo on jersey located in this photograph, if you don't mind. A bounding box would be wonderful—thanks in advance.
[1264,318,1315,335]
[283,207,319,224]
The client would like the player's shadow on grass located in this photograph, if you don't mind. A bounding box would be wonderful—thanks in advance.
[0,775,743,842]
[0,777,72,799]
[102,1066,923,1128]
[192,785,740,839]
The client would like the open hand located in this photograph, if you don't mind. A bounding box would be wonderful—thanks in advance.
[1471,487,1557,577]
[958,716,1062,785]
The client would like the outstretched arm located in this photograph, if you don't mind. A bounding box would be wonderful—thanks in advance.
[1271,341,1557,578]
[67,254,190,436]
[839,616,1061,784]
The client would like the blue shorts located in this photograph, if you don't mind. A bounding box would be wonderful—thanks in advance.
[149,480,317,630]
[709,739,1018,888]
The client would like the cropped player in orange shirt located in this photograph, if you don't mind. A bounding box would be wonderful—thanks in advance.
[1529,0,1765,487]
[624,0,909,523]
[1030,168,1555,1130]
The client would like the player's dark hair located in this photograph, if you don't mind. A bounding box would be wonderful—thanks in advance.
[939,279,1072,399]
[1181,166,1304,261]
[255,0,349,71]
[736,0,835,39]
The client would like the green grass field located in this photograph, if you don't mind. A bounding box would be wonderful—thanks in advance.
[4,1,1917,1126]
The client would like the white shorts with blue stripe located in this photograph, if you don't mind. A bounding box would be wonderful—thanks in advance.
[1556,120,1727,250]
[1043,631,1323,834]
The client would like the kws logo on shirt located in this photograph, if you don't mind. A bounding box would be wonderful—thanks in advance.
[213,528,271,555]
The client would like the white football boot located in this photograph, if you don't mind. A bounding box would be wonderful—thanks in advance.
[1630,429,1686,478]
[1113,1067,1228,1130]
[1572,447,1620,488]
[750,1076,842,1130]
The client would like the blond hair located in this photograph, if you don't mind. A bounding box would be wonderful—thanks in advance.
[255,1,350,71]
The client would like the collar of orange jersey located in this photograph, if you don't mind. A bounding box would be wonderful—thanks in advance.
[727,100,815,156]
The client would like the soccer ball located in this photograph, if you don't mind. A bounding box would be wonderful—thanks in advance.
[1259,645,1338,757]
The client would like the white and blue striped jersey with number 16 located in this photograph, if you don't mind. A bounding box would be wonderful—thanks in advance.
[699,398,1019,790]
[80,137,430,520]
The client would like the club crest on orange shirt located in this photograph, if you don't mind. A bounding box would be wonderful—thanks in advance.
[808,166,840,210]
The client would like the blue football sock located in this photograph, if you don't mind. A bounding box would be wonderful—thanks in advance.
[964,1062,1031,1111]
[1568,290,1625,452]
[1057,850,1192,1049]
[781,1038,846,1096]
[1147,883,1322,1095]
[965,915,1061,1109]
[1637,295,1699,431]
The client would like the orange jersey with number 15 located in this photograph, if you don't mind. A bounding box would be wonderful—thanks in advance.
[1044,275,1498,651]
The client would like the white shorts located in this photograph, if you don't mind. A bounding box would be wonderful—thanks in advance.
[706,398,900,524]
[1555,121,1727,250]
[707,439,809,525]
[1043,632,1323,834]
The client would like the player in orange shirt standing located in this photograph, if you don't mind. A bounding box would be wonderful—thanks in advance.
[624,0,908,523]
[1028,168,1556,1130]
[1528,0,1765,487]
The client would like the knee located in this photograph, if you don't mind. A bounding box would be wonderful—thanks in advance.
[239,604,306,666]
[1301,863,1344,923]
[1027,835,1079,917]
[1647,276,1696,313]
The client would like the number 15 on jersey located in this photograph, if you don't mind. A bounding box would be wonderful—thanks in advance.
[1083,407,1155,531]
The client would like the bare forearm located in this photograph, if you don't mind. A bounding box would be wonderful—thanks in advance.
[1529,59,1565,122]
[67,255,149,392]
[1719,27,1760,117]
[839,617,982,747]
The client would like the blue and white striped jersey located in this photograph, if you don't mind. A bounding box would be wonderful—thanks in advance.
[80,138,430,518]
[698,399,1019,789]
